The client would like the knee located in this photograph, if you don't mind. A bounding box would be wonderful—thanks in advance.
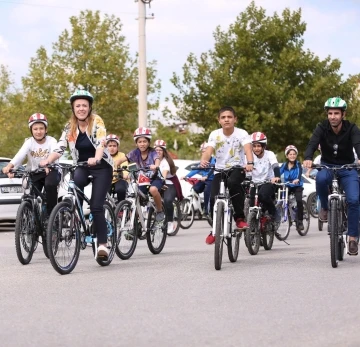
[149,186,158,196]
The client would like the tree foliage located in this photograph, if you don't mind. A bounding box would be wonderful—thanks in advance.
[22,10,160,152]
[169,1,360,156]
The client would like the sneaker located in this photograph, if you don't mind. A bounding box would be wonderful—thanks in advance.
[97,245,109,259]
[348,240,358,256]
[206,232,215,245]
[236,218,249,229]
[155,211,165,222]
[319,208,328,222]
[297,220,304,231]
[167,221,174,233]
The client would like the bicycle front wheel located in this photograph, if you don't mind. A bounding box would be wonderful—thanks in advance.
[179,198,195,229]
[94,201,116,266]
[146,203,167,254]
[115,200,137,260]
[47,201,80,275]
[297,201,310,236]
[329,199,339,268]
[274,205,291,241]
[245,212,260,255]
[167,201,181,236]
[214,202,224,270]
[15,201,36,265]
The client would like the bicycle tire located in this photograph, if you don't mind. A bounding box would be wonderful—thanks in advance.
[245,212,260,255]
[179,198,195,229]
[14,201,36,265]
[167,201,181,236]
[115,200,137,260]
[214,202,224,270]
[329,199,339,268]
[262,219,274,250]
[93,201,117,266]
[274,205,291,241]
[338,235,345,261]
[227,209,240,262]
[47,201,80,275]
[146,203,167,254]
[297,201,310,236]
[318,218,323,231]
[307,192,318,218]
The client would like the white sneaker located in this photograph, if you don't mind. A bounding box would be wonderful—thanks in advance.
[97,245,109,259]
[167,221,174,233]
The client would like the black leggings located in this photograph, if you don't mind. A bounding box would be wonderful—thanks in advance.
[32,170,60,217]
[163,184,176,222]
[210,168,246,220]
[249,183,276,216]
[74,161,113,244]
[110,179,128,203]
[289,186,304,220]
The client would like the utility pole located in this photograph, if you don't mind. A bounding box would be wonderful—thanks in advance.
[137,0,154,127]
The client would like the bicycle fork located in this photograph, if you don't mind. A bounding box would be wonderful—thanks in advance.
[212,199,230,238]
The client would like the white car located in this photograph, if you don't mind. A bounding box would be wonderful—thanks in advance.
[0,157,24,224]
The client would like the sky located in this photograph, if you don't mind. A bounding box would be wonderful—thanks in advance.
[1,0,360,116]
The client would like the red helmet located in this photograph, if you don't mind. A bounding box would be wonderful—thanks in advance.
[28,113,48,129]
[106,134,120,145]
[251,132,267,145]
[200,142,207,151]
[285,145,298,156]
[154,139,166,149]
[133,127,152,141]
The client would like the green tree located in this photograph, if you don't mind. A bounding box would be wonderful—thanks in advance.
[22,10,160,152]
[169,1,360,156]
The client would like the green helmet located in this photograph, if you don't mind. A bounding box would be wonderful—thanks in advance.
[69,89,94,105]
[324,97,347,110]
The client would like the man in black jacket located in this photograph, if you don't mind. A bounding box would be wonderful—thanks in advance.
[303,97,360,256]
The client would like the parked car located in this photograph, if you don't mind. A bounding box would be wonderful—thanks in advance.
[0,157,24,224]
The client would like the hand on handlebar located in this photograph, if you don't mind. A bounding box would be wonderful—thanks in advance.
[303,160,313,169]
[271,177,281,183]
[200,160,209,168]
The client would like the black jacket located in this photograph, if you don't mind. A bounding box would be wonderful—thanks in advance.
[304,120,360,165]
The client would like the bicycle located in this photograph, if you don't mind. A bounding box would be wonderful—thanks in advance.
[274,182,310,241]
[12,166,55,264]
[312,164,358,268]
[245,180,277,255]
[46,162,116,275]
[114,166,168,259]
[194,165,243,270]
[179,177,212,229]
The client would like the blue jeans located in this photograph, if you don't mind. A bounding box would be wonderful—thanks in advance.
[193,180,212,214]
[316,164,359,237]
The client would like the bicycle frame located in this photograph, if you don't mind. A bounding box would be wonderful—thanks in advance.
[212,180,232,238]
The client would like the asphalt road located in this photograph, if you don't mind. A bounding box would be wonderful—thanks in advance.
[0,219,359,347]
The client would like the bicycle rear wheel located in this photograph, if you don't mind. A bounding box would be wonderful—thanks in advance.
[297,201,310,236]
[115,200,137,260]
[307,192,318,218]
[146,203,167,254]
[245,212,260,255]
[274,205,291,241]
[15,201,36,265]
[167,201,181,236]
[329,199,339,268]
[227,209,240,262]
[318,218,324,231]
[214,202,224,270]
[47,201,80,275]
[94,201,116,266]
[179,198,195,229]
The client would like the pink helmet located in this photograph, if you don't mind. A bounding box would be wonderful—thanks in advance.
[28,113,48,129]
[133,127,152,141]
[154,139,166,149]
[200,142,207,151]
[251,132,267,144]
[106,134,120,145]
[285,145,298,156]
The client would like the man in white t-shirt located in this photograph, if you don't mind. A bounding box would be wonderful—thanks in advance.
[200,106,254,245]
[249,132,281,221]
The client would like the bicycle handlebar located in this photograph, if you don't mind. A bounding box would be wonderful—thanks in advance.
[311,163,360,171]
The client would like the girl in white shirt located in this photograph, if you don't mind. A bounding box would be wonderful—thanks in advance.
[154,140,178,234]
[2,113,60,218]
